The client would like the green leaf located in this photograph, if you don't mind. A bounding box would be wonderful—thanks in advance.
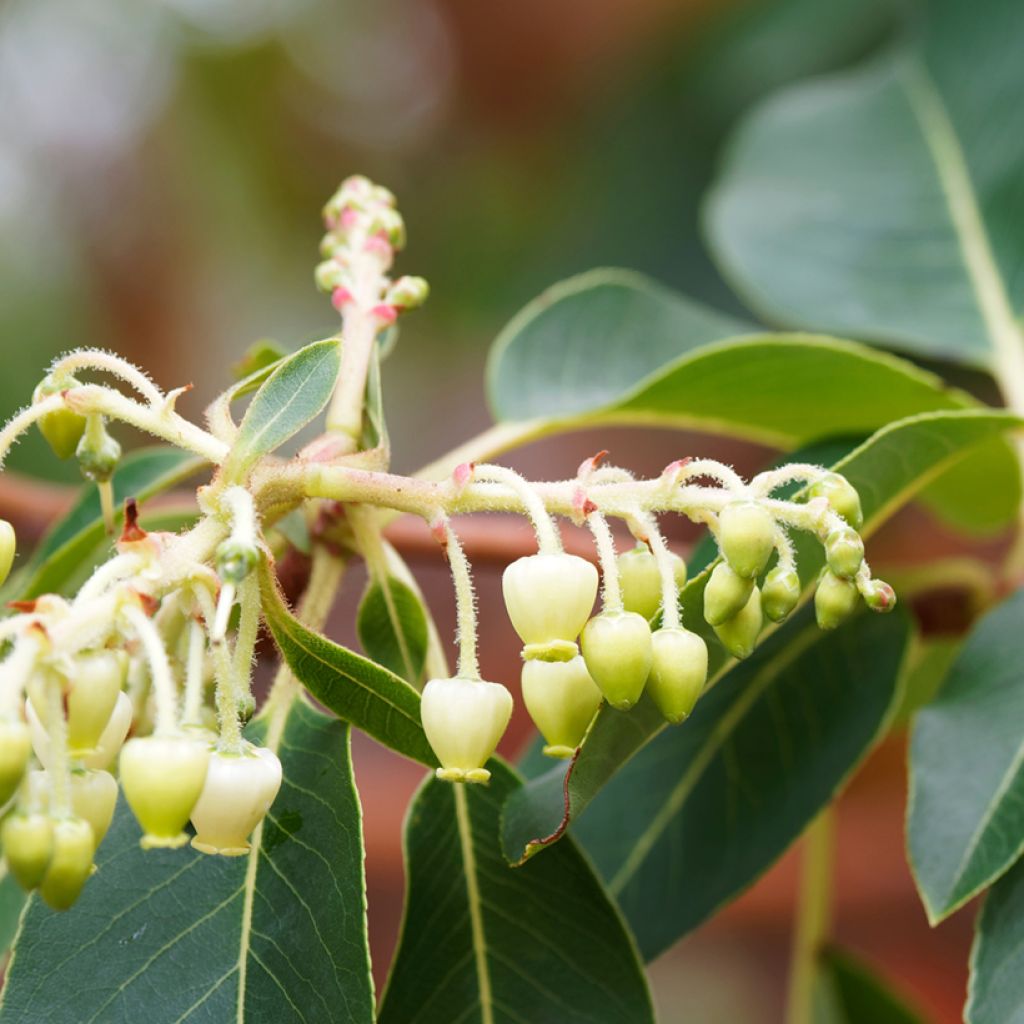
[815,947,927,1024]
[8,447,203,601]
[501,409,1020,868]
[232,339,288,381]
[480,270,1019,533]
[360,344,389,454]
[0,869,25,956]
[225,339,341,479]
[578,606,910,959]
[967,856,1024,1024]
[356,577,428,686]
[908,587,1024,922]
[378,760,654,1024]
[259,559,436,766]
[0,702,374,1024]
[706,0,1024,370]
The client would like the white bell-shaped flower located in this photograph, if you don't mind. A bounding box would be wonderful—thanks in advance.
[119,735,210,849]
[501,554,598,647]
[190,746,283,856]
[521,655,602,759]
[420,677,513,784]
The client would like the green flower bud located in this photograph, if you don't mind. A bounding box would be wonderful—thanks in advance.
[33,376,87,460]
[75,417,121,483]
[69,769,119,849]
[68,650,127,757]
[825,527,864,579]
[119,736,211,849]
[719,501,776,579]
[809,473,863,529]
[2,812,54,891]
[616,545,686,621]
[863,578,897,613]
[191,746,282,856]
[0,717,32,808]
[815,570,860,630]
[420,677,513,784]
[30,691,133,773]
[521,654,602,758]
[386,276,430,311]
[647,628,708,724]
[502,554,598,646]
[314,259,346,293]
[761,566,801,623]
[216,539,259,585]
[580,611,653,711]
[0,519,15,587]
[713,587,763,660]
[39,817,94,911]
[703,562,754,627]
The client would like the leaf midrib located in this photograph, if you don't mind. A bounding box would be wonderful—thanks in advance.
[899,58,1024,408]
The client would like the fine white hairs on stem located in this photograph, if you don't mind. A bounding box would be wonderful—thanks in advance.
[637,511,682,629]
[49,349,164,407]
[437,516,480,680]
[586,509,623,612]
[122,603,179,736]
[472,463,562,554]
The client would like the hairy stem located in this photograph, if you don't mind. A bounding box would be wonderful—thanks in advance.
[785,808,835,1024]
[587,511,622,612]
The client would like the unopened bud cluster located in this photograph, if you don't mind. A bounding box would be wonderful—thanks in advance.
[315,175,428,320]
[420,460,894,782]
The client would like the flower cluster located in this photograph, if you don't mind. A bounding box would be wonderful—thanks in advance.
[0,488,281,911]
[419,457,894,783]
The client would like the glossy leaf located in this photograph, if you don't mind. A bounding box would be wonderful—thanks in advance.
[908,588,1024,922]
[706,0,1024,370]
[815,948,926,1024]
[480,270,1019,533]
[378,760,654,1024]
[356,577,428,686]
[579,606,909,959]
[225,339,341,478]
[259,559,436,766]
[0,701,374,1024]
[967,856,1024,1024]
[10,447,203,601]
[502,409,1020,869]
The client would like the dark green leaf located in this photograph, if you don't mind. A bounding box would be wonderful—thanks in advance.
[576,606,910,959]
[967,856,1024,1024]
[360,345,389,454]
[356,577,428,686]
[0,702,374,1024]
[225,339,341,478]
[378,760,654,1024]
[706,0,1024,370]
[10,447,203,601]
[501,409,1020,869]
[908,587,1024,922]
[481,271,1019,533]
[0,870,25,956]
[815,947,926,1024]
[259,559,436,766]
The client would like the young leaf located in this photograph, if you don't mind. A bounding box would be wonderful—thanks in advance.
[501,409,1021,868]
[0,703,374,1024]
[967,857,1024,1024]
[356,577,428,686]
[706,0,1024,371]
[475,271,1019,534]
[224,338,341,479]
[378,760,654,1024]
[7,446,204,601]
[231,339,288,381]
[908,588,1024,922]
[814,948,926,1024]
[259,559,436,766]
